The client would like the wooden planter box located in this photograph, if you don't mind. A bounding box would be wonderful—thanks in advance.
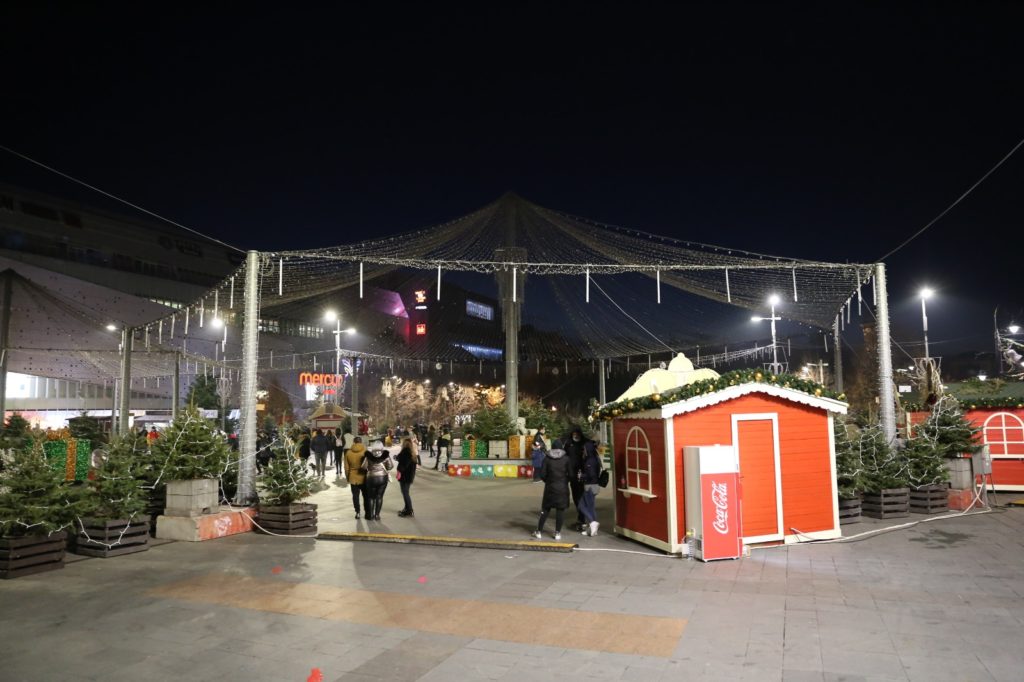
[256,503,318,536]
[910,484,949,515]
[165,478,219,517]
[862,487,910,519]
[838,496,862,525]
[0,531,67,579]
[70,516,151,558]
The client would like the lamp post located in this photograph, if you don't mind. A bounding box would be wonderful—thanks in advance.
[919,288,933,361]
[751,294,783,374]
[324,310,356,404]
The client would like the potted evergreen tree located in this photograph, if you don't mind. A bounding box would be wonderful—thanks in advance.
[859,421,911,519]
[256,450,317,536]
[904,396,975,513]
[0,440,75,578]
[833,418,864,524]
[151,407,230,517]
[70,435,151,557]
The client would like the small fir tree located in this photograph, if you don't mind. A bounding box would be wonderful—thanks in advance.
[79,435,149,521]
[68,412,107,446]
[859,421,909,492]
[0,440,75,537]
[0,414,33,457]
[466,405,516,439]
[151,407,230,481]
[902,437,951,489]
[258,454,315,507]
[833,419,864,499]
[916,396,982,459]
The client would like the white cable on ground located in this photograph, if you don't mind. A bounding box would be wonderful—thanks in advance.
[573,546,676,557]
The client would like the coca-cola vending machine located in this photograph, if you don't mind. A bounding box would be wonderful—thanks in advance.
[683,445,743,561]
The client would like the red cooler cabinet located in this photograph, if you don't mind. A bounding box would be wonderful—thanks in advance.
[683,445,743,561]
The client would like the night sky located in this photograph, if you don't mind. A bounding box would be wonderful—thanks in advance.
[2,3,1022,357]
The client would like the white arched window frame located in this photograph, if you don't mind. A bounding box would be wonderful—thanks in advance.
[623,425,654,495]
[982,412,1024,457]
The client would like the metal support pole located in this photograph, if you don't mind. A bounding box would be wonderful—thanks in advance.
[172,352,180,420]
[833,316,844,393]
[0,271,12,424]
[993,307,1001,378]
[505,272,520,425]
[921,297,930,361]
[769,301,780,373]
[598,358,608,444]
[874,263,896,444]
[111,379,118,434]
[351,356,359,419]
[236,250,260,504]
[119,328,133,436]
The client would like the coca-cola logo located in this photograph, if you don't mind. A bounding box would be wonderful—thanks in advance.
[711,481,729,534]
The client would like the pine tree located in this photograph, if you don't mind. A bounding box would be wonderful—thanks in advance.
[833,418,864,499]
[0,414,33,457]
[68,412,107,446]
[0,440,75,537]
[258,454,315,506]
[79,435,149,521]
[151,407,230,481]
[903,437,950,489]
[916,396,981,459]
[859,421,908,492]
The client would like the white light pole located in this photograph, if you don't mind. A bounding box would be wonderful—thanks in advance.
[919,288,933,361]
[752,294,783,374]
[324,311,355,404]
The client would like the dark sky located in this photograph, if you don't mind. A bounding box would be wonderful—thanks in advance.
[2,2,1022,355]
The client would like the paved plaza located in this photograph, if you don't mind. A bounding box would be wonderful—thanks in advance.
[1,464,1022,681]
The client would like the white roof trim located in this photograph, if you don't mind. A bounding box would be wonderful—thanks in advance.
[617,383,847,420]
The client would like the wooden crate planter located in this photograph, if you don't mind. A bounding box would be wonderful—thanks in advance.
[256,503,317,536]
[910,485,949,515]
[862,488,910,519]
[0,531,67,579]
[165,478,219,517]
[70,516,150,558]
[838,497,862,525]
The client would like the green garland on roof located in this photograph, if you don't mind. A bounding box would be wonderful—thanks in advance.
[904,396,1024,412]
[589,369,845,421]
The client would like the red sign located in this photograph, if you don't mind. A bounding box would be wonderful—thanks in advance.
[299,372,344,386]
[415,323,427,336]
[700,472,742,560]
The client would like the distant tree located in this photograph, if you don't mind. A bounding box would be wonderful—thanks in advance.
[186,375,221,410]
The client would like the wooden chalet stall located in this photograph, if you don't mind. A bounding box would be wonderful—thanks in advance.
[604,370,848,554]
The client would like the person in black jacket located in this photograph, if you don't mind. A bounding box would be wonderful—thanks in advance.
[563,427,588,530]
[310,429,331,479]
[396,438,418,517]
[532,439,575,541]
[362,441,393,520]
[578,440,602,536]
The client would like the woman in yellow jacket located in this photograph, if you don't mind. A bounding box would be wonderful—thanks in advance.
[343,437,370,519]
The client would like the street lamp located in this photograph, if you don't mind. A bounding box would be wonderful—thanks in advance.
[323,311,355,403]
[751,294,783,374]
[105,323,118,332]
[919,288,933,361]
[1010,325,1020,335]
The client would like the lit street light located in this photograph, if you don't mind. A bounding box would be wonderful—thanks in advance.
[751,294,783,374]
[324,310,355,404]
[919,288,933,361]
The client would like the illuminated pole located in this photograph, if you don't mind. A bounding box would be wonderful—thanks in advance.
[920,287,933,361]
[0,270,11,423]
[236,250,260,504]
[119,327,133,436]
[875,263,896,444]
[751,294,782,375]
[833,316,843,393]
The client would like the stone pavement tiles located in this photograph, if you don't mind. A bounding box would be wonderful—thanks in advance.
[0,489,1021,680]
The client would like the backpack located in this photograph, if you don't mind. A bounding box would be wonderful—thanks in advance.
[598,468,610,488]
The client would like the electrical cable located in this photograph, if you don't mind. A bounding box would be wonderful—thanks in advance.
[877,135,1024,261]
[0,143,245,253]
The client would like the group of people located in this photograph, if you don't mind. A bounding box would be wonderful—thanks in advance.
[531,426,604,541]
[384,423,454,471]
[339,436,418,519]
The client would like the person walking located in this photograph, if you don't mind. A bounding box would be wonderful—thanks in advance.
[427,424,436,460]
[578,439,602,536]
[435,426,451,471]
[362,441,393,520]
[532,439,574,541]
[339,427,355,480]
[298,430,312,470]
[343,437,370,519]
[563,427,588,530]
[396,437,418,517]
[531,426,547,481]
[310,428,330,479]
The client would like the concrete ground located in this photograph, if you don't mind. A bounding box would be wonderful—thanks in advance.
[1,452,1022,681]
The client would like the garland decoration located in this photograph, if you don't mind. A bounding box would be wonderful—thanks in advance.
[590,369,844,420]
[904,396,1024,412]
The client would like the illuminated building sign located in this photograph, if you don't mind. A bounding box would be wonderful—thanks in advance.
[414,290,428,304]
[466,299,494,321]
[415,323,427,336]
[298,372,345,386]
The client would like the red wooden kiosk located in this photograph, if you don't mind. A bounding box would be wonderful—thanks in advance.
[609,381,848,554]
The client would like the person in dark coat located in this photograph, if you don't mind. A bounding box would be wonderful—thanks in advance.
[396,438,418,517]
[563,427,588,529]
[298,430,312,467]
[310,428,331,478]
[362,441,393,521]
[532,439,575,541]
[578,440,602,537]
[530,427,547,481]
